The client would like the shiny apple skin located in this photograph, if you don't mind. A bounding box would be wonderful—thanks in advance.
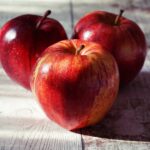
[31,39,119,130]
[72,11,147,86]
[0,14,67,90]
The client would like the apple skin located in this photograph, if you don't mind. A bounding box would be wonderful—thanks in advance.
[72,10,147,86]
[0,11,67,90]
[31,39,119,130]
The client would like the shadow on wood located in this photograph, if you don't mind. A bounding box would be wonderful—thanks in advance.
[75,72,150,142]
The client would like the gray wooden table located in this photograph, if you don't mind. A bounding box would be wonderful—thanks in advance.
[0,0,150,149]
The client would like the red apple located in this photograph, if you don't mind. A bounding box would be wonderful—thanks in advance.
[72,10,147,86]
[31,39,119,130]
[0,10,67,90]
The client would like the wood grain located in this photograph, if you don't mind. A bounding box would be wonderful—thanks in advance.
[0,67,82,150]
[82,136,150,150]
[72,0,150,149]
[0,1,82,150]
[0,0,150,149]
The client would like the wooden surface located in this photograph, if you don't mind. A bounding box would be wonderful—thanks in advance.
[0,0,150,149]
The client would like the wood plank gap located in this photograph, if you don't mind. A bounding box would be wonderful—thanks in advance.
[80,129,85,150]
[69,0,74,32]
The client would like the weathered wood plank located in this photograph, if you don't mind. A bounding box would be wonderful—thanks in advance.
[0,1,82,150]
[72,0,150,149]
[1,0,150,149]
[0,68,82,150]
[82,136,150,150]
[79,51,150,149]
[0,0,72,37]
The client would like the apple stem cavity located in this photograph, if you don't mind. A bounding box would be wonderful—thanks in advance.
[36,10,51,29]
[76,45,85,55]
[114,9,124,25]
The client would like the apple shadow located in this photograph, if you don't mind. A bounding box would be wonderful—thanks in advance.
[76,72,150,141]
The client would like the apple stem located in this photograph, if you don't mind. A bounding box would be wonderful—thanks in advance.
[114,9,124,25]
[36,10,51,29]
[76,45,85,55]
